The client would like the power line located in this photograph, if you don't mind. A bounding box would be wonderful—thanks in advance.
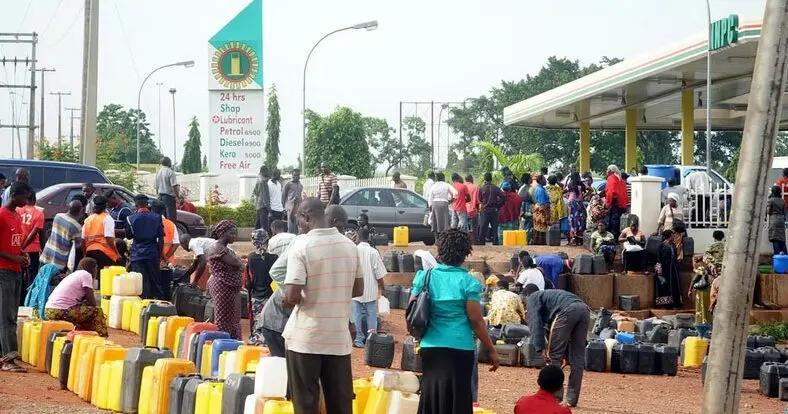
[39,0,65,38]
[16,0,34,33]
[43,4,83,48]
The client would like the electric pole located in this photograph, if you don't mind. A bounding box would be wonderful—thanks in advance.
[0,32,38,159]
[703,0,788,412]
[170,88,177,165]
[65,107,80,151]
[50,91,71,146]
[32,67,55,142]
[80,0,99,165]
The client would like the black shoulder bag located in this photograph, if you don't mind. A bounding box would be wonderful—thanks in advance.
[406,269,433,340]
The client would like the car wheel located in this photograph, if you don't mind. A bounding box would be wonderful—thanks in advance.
[176,222,189,236]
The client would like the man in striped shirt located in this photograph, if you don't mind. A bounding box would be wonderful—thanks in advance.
[318,162,338,205]
[351,228,386,348]
[283,198,363,414]
[40,200,83,270]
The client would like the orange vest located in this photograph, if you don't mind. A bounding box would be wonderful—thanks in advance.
[162,217,178,266]
[83,212,119,261]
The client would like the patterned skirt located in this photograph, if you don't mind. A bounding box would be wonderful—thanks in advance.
[208,278,242,340]
[45,305,108,337]
[568,200,587,241]
[532,204,551,232]
[249,297,268,345]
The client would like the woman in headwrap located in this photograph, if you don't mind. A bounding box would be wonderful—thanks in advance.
[545,175,568,232]
[531,175,551,245]
[605,165,629,239]
[497,181,521,242]
[658,193,684,232]
[691,230,725,325]
[208,220,244,339]
[247,228,277,345]
[566,172,587,245]
[655,229,682,308]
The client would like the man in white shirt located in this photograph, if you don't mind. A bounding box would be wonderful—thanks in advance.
[427,172,457,234]
[350,228,386,348]
[283,198,363,414]
[267,169,285,227]
[515,253,547,290]
[685,170,713,224]
[422,171,435,206]
[267,220,296,256]
[179,234,218,286]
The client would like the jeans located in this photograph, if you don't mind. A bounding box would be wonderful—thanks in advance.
[478,210,500,245]
[0,270,22,361]
[261,327,287,358]
[159,194,177,222]
[450,210,468,231]
[351,300,378,346]
[256,208,269,232]
[286,209,299,234]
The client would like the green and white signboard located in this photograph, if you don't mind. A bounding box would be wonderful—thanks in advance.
[208,0,264,173]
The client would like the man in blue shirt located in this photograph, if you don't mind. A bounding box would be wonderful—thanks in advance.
[126,194,165,299]
[107,190,134,238]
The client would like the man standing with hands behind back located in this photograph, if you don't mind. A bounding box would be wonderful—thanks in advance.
[283,198,363,414]
[154,157,180,221]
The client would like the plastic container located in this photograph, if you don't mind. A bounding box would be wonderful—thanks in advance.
[495,343,519,366]
[44,331,68,374]
[398,288,412,311]
[397,253,415,273]
[365,332,395,368]
[77,339,108,400]
[146,316,163,348]
[668,328,697,349]
[400,336,422,372]
[58,342,73,390]
[759,346,782,363]
[393,226,409,247]
[613,343,638,374]
[164,316,194,351]
[234,345,264,374]
[109,295,138,330]
[353,378,372,413]
[101,297,111,319]
[129,299,156,334]
[502,324,529,344]
[181,377,207,414]
[113,272,143,296]
[100,266,127,297]
[615,331,635,344]
[643,164,673,189]
[185,322,219,361]
[654,345,678,376]
[26,320,42,365]
[149,358,197,414]
[120,346,174,414]
[745,348,765,380]
[585,341,607,372]
[169,373,200,414]
[255,357,288,398]
[68,335,105,392]
[547,224,561,246]
[760,362,788,397]
[263,400,294,414]
[521,336,546,368]
[387,390,419,414]
[362,384,390,414]
[218,351,231,379]
[140,302,177,342]
[637,343,656,375]
[90,345,126,405]
[515,230,527,246]
[502,230,517,246]
[137,365,155,414]
[49,335,68,377]
[210,339,243,377]
[121,297,141,331]
[222,373,255,414]
[775,255,788,274]
[38,320,74,371]
[573,254,593,274]
[195,380,224,414]
[682,336,709,368]
[383,285,402,310]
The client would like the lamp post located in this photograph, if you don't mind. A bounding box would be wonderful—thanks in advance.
[136,60,194,170]
[301,20,378,173]
[170,88,177,166]
[705,0,712,174]
[156,82,163,151]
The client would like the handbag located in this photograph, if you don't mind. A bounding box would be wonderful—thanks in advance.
[405,269,433,340]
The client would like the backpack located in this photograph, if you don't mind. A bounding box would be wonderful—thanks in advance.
[25,264,61,319]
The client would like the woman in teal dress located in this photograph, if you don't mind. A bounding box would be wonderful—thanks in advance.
[410,229,499,414]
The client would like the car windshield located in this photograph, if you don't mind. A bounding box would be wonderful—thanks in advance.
[36,185,63,200]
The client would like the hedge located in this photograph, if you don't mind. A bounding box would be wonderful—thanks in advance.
[196,199,257,227]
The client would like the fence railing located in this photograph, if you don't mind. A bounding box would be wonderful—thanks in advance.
[679,183,733,228]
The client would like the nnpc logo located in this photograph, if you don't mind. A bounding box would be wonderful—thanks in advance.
[211,41,260,89]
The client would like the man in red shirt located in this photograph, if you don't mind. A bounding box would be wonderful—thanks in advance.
[776,168,788,205]
[17,192,44,303]
[0,182,32,373]
[514,365,572,414]
[465,174,480,241]
[450,173,469,231]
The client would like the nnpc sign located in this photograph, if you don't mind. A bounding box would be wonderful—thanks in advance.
[710,14,738,51]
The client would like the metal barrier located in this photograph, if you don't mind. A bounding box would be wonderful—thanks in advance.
[681,183,733,228]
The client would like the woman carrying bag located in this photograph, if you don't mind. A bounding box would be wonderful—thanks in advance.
[406,229,499,414]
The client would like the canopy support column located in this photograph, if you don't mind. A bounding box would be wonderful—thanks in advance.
[681,88,695,165]
[579,121,590,172]
[625,109,637,173]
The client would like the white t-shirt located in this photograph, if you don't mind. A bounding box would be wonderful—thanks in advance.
[189,237,218,257]
[422,179,435,205]
[268,181,284,212]
[685,171,713,193]
[353,242,387,303]
[428,181,457,204]
[517,268,545,290]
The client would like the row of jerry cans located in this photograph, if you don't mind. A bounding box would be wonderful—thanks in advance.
[99,266,143,297]
[108,295,143,330]
[170,373,292,414]
[18,318,74,371]
[144,315,195,350]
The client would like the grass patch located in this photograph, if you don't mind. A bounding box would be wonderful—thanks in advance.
[750,322,788,341]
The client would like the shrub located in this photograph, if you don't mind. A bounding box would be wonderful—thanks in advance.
[196,199,257,228]
[750,322,788,341]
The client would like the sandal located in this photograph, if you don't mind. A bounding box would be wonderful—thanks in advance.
[1,362,27,373]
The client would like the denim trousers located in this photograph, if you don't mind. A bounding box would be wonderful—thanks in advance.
[0,270,22,361]
[351,300,378,345]
[450,210,468,231]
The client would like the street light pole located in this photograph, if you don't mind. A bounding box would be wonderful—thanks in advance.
[136,60,194,170]
[301,20,378,173]
[705,0,713,173]
[170,88,177,166]
[156,82,163,152]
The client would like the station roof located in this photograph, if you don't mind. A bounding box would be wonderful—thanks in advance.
[503,20,778,131]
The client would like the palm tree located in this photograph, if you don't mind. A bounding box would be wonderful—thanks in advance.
[472,141,544,183]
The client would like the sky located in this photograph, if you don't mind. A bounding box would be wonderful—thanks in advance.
[0,0,769,169]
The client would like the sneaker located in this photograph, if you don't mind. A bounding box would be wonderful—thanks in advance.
[353,342,365,349]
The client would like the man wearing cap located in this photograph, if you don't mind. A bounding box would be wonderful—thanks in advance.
[126,194,165,299]
[82,195,119,270]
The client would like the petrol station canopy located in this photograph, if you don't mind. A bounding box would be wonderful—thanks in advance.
[503,18,774,131]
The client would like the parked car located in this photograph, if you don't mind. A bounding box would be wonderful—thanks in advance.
[36,183,207,238]
[0,159,110,191]
[340,187,434,245]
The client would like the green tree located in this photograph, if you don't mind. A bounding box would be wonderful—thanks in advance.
[473,140,543,183]
[181,117,202,174]
[96,104,162,165]
[202,155,208,170]
[401,116,432,174]
[37,139,79,163]
[304,107,373,178]
[365,117,408,175]
[265,84,281,168]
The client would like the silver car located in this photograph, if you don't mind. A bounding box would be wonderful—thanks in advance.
[340,187,434,245]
